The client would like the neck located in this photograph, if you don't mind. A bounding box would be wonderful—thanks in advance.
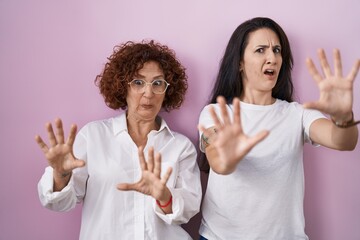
[240,91,275,105]
[126,114,159,148]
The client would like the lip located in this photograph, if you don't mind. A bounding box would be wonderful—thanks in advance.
[263,68,277,80]
[140,104,154,109]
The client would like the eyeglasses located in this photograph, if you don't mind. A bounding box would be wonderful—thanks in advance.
[128,79,170,94]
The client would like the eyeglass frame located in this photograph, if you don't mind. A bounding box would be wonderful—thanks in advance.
[127,79,170,94]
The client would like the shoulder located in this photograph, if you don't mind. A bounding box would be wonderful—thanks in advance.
[165,128,196,152]
[171,131,193,144]
[78,117,114,135]
[199,103,231,116]
[83,118,112,129]
[273,99,307,116]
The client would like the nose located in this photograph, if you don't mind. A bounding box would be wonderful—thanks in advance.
[143,83,154,96]
[266,51,276,64]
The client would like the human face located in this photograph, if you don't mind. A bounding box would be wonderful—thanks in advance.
[240,28,282,98]
[126,61,165,122]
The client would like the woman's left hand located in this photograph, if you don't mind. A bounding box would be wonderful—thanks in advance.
[117,147,173,203]
[304,48,360,121]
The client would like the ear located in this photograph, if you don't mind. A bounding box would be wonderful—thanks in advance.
[239,62,243,72]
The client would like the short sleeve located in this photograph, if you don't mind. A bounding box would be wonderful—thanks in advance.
[301,106,327,145]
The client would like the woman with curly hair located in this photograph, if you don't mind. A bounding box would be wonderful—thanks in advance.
[36,40,201,240]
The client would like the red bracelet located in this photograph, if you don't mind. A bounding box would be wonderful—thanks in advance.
[156,196,172,208]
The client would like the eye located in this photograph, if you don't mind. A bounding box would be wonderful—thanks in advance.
[273,47,281,54]
[132,79,145,86]
[255,48,264,53]
[152,79,165,86]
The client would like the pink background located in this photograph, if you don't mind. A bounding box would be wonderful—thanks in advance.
[1,1,359,239]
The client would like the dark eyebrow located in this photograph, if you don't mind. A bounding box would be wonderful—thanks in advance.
[256,44,281,49]
[256,45,269,48]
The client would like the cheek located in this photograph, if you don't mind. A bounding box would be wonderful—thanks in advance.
[245,64,260,77]
[126,94,139,108]
[157,96,165,107]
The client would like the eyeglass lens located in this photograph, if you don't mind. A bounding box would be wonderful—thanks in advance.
[129,79,169,94]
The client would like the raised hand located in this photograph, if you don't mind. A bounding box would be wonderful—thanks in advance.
[304,49,360,120]
[35,118,85,181]
[117,147,172,203]
[198,96,269,174]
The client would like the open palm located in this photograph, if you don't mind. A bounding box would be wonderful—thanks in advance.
[35,118,85,177]
[304,49,360,118]
[199,96,269,173]
[117,147,172,202]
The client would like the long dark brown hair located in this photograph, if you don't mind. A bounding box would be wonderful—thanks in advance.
[199,17,294,173]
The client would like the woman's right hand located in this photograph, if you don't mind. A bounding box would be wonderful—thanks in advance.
[35,118,85,190]
[198,96,269,175]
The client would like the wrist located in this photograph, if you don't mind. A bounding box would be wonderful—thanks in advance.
[331,111,360,128]
[201,128,217,149]
[331,111,353,123]
[54,170,72,179]
[156,195,172,208]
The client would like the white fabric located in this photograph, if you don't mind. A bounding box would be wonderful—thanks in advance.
[38,113,201,240]
[198,99,326,240]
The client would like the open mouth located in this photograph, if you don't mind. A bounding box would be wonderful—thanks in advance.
[264,69,275,76]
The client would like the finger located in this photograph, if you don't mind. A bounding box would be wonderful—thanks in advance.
[247,130,270,149]
[117,183,135,191]
[209,105,223,130]
[302,101,324,111]
[160,167,173,185]
[318,49,332,78]
[153,152,162,178]
[306,58,323,84]
[333,49,343,77]
[55,118,65,144]
[218,96,231,125]
[35,135,49,154]
[232,98,243,132]
[346,59,360,82]
[147,147,154,172]
[198,124,207,134]
[138,147,147,171]
[46,122,57,147]
[72,159,86,169]
[66,124,77,146]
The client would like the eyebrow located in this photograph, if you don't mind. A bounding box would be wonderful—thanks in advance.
[256,44,281,48]
[134,74,164,79]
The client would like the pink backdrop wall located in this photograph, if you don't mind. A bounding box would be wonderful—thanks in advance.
[1,1,359,239]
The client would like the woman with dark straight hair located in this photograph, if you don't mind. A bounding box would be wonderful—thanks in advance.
[198,17,359,239]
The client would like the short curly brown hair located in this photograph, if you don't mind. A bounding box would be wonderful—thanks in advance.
[95,40,188,112]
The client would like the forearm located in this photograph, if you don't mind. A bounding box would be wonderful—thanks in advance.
[330,124,358,150]
[154,148,202,224]
[330,112,359,150]
[38,167,78,212]
[311,118,359,151]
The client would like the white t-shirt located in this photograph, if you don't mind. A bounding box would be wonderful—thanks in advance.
[38,113,201,240]
[198,99,325,240]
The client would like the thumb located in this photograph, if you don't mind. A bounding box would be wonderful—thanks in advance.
[248,130,270,149]
[73,159,86,169]
[117,183,134,191]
